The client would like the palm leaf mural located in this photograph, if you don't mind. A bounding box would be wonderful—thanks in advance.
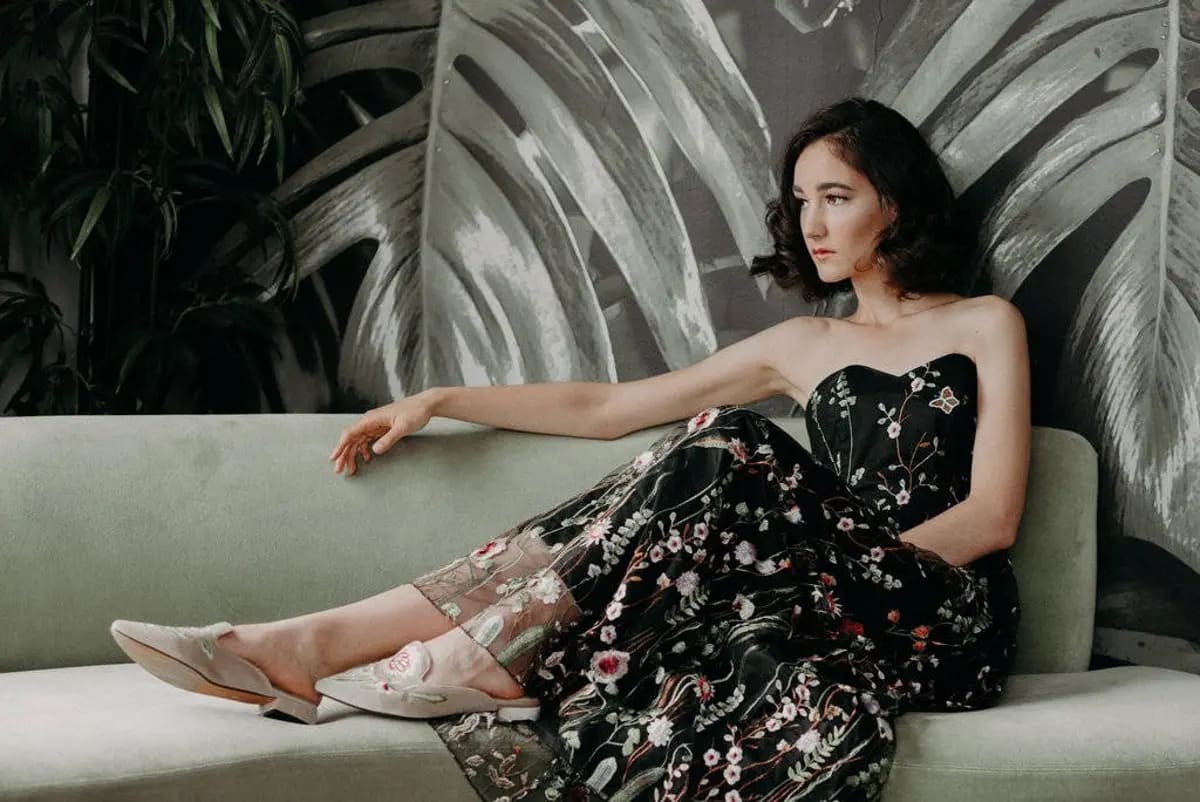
[861,0,1200,573]
[214,0,772,404]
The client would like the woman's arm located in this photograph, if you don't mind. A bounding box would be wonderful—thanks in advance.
[900,297,1031,566]
[897,496,1016,567]
[422,382,613,439]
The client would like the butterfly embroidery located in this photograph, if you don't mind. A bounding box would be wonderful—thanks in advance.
[928,386,961,414]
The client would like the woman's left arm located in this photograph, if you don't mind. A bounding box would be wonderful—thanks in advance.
[899,296,1032,567]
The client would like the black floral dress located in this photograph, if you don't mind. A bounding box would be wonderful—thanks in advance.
[410,351,1020,801]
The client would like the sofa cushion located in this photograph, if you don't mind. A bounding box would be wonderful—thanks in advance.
[884,665,1200,801]
[0,664,480,802]
[3,663,1196,802]
[0,415,1097,676]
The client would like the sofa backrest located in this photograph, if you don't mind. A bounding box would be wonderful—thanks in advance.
[0,413,1095,675]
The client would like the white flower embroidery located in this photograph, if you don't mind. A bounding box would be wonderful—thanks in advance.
[532,572,565,604]
[732,593,755,620]
[887,421,902,439]
[676,570,700,596]
[734,541,756,565]
[605,601,623,620]
[703,748,722,766]
[583,517,612,545]
[795,729,821,753]
[600,625,617,644]
[647,716,674,746]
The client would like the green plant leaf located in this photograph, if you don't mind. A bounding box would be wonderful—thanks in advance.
[46,171,108,227]
[37,105,52,161]
[205,19,223,83]
[263,98,285,182]
[88,45,137,94]
[273,32,294,112]
[234,99,263,170]
[202,83,235,159]
[161,0,176,46]
[69,184,111,262]
[235,21,272,91]
[255,102,275,167]
[199,0,221,31]
[223,0,253,49]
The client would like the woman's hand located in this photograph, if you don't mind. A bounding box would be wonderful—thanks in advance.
[329,395,435,476]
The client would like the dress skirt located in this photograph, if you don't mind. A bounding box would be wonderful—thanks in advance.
[409,405,1020,802]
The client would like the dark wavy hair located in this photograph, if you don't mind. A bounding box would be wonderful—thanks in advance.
[749,96,975,303]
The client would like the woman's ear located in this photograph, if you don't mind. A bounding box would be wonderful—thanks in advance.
[884,200,898,226]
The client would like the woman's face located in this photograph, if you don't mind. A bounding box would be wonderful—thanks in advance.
[791,137,896,282]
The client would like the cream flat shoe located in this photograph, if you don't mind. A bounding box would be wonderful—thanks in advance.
[110,619,320,724]
[314,640,541,722]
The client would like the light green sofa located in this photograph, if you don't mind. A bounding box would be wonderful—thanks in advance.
[1,412,1198,801]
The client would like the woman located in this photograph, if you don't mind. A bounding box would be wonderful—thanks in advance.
[111,96,1029,801]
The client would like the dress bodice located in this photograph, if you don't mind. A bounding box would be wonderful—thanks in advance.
[803,352,978,538]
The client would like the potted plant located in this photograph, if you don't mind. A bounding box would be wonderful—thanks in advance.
[0,0,306,414]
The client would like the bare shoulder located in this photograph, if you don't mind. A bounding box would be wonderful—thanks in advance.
[958,294,1026,343]
[960,294,1030,397]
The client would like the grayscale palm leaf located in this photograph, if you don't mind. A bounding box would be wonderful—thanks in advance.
[216,0,772,404]
[863,0,1200,571]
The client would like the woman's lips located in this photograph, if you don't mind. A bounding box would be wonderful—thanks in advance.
[812,249,835,258]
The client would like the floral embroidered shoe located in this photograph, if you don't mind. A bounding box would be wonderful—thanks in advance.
[109,619,320,725]
[314,640,541,722]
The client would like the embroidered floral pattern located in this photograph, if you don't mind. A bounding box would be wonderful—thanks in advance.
[411,359,1019,802]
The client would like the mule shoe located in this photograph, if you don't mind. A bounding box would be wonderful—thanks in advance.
[314,640,540,722]
[110,619,320,724]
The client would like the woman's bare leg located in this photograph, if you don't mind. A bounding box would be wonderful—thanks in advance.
[214,583,525,703]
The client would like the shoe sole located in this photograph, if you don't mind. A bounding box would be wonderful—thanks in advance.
[112,630,318,724]
[316,681,540,722]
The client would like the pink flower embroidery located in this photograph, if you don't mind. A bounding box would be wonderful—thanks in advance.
[590,649,630,682]
[470,537,508,561]
[687,407,720,433]
[728,437,750,462]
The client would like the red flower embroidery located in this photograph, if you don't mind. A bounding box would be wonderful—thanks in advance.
[887,609,900,623]
[839,619,864,636]
[470,537,508,561]
[913,640,927,652]
[913,624,931,638]
[819,573,836,586]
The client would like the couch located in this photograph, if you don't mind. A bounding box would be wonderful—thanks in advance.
[1,412,1198,801]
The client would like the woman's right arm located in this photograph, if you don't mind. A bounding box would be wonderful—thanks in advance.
[330,382,613,476]
[424,382,614,439]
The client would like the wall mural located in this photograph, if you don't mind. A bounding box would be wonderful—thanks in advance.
[8,0,1198,672]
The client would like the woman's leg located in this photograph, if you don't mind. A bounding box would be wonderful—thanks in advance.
[215,582,522,703]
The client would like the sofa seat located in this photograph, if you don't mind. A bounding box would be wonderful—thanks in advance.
[2,663,1196,802]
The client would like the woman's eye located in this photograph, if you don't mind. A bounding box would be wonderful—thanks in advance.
[794,195,847,207]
